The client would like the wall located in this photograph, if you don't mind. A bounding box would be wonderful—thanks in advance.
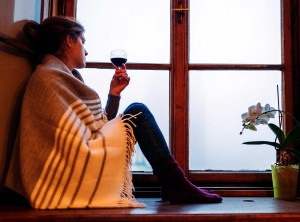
[0,0,36,188]
[0,45,33,188]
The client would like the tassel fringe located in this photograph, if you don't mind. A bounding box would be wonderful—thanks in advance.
[117,112,145,208]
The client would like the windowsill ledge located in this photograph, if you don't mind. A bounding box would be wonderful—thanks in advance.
[1,197,300,222]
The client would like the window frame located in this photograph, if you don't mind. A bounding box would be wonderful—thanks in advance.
[50,0,294,196]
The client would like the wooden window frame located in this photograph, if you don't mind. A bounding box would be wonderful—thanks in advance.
[49,0,295,197]
[41,0,76,19]
[178,0,293,196]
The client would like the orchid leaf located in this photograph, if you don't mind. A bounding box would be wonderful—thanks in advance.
[268,123,285,145]
[284,123,300,147]
[242,141,281,149]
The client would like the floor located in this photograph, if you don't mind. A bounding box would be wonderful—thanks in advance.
[1,197,300,222]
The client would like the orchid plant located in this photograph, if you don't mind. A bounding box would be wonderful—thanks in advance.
[240,102,300,166]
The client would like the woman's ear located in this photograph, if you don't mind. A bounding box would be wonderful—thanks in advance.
[65,35,74,48]
[55,35,73,56]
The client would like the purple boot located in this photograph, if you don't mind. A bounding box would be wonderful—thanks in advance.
[152,156,222,204]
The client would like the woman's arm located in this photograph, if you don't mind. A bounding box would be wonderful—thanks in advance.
[105,94,121,120]
[105,64,129,120]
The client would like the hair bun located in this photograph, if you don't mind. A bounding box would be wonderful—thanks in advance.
[23,21,40,51]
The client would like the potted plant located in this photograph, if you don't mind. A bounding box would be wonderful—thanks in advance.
[240,102,300,200]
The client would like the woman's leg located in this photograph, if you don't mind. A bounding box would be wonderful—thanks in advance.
[123,103,222,204]
[123,102,172,165]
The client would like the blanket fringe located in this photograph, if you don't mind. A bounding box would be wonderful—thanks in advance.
[117,113,145,208]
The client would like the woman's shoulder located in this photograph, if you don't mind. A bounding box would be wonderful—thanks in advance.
[26,55,99,101]
[30,55,72,85]
[36,54,71,75]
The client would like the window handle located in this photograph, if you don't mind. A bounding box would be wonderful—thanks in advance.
[172,3,189,24]
[172,8,190,12]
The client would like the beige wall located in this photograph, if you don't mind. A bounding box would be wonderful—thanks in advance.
[0,0,60,189]
[0,0,34,188]
[0,47,32,187]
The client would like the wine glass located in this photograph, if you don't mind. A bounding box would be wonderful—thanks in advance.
[110,49,127,68]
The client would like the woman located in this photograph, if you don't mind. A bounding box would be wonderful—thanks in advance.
[5,16,222,209]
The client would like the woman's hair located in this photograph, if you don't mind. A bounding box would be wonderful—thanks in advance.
[23,16,85,56]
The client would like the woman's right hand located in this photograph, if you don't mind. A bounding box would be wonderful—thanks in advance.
[109,63,130,96]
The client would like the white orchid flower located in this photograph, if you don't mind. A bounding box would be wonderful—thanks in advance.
[257,104,277,124]
[262,104,277,118]
[241,103,263,125]
[240,103,278,133]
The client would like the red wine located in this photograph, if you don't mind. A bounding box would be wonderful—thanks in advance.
[111,58,127,67]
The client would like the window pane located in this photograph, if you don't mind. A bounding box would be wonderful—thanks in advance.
[79,68,170,171]
[77,0,170,63]
[190,0,281,64]
[14,0,41,22]
[189,71,281,171]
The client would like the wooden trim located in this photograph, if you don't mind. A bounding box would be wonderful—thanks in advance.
[189,64,284,70]
[41,0,53,20]
[291,1,300,124]
[133,187,274,198]
[133,171,272,184]
[282,0,293,132]
[86,62,171,70]
[58,0,77,17]
[290,0,300,165]
[0,32,33,55]
[132,172,274,198]
[188,171,272,183]
[66,0,77,17]
[86,63,283,71]
[171,0,189,171]
[44,0,76,18]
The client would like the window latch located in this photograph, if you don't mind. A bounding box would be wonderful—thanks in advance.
[172,8,190,12]
[172,4,189,24]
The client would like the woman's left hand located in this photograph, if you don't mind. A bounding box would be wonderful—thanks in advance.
[109,63,130,96]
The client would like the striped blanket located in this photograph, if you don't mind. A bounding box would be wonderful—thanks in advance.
[5,54,144,209]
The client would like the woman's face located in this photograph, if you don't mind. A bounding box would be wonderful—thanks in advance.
[69,33,88,69]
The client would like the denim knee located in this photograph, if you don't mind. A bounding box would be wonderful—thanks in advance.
[124,102,149,115]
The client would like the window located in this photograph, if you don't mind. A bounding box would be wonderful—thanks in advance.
[68,0,292,192]
[13,0,41,22]
[189,0,282,171]
[76,0,170,172]
[0,0,41,36]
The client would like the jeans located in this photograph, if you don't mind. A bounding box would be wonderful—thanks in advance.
[123,102,171,166]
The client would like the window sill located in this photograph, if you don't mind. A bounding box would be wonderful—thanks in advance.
[1,197,300,222]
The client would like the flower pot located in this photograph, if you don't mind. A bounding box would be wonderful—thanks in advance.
[271,164,299,200]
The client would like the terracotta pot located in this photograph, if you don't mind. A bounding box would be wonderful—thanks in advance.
[271,164,299,200]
